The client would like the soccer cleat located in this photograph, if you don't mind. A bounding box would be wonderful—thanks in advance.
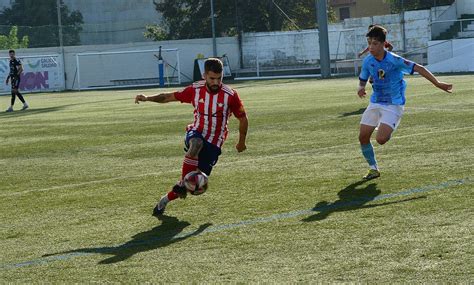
[21,103,29,110]
[5,106,13,112]
[172,183,188,199]
[152,197,168,217]
[363,169,380,180]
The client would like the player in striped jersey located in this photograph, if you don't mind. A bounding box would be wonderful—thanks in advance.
[135,58,248,216]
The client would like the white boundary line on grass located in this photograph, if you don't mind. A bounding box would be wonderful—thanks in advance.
[2,125,473,197]
[1,177,471,270]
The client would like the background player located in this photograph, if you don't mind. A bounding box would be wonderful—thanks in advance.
[135,58,248,215]
[5,49,28,112]
[357,26,452,180]
[358,24,393,58]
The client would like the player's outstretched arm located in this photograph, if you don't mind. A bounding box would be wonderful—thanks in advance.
[357,80,368,98]
[5,75,10,84]
[135,92,177,104]
[235,115,248,153]
[413,64,453,93]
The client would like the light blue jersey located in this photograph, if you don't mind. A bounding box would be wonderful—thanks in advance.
[359,51,415,105]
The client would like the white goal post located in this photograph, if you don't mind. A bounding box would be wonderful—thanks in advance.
[75,48,181,91]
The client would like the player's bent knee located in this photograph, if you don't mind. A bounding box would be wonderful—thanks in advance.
[187,138,204,157]
[376,136,390,145]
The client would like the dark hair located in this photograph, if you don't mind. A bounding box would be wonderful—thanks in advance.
[366,25,386,43]
[9,49,15,53]
[204,58,223,74]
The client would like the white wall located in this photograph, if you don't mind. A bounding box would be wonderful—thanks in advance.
[241,9,432,70]
[456,0,474,17]
[1,36,239,90]
[427,38,474,72]
[5,7,469,91]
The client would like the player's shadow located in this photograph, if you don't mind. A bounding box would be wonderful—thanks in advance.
[339,107,366,118]
[43,215,212,264]
[0,98,133,118]
[302,180,425,222]
[0,106,65,117]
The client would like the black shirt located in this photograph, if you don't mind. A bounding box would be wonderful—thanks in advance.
[9,58,22,78]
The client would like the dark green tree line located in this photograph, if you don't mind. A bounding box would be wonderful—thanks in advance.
[145,0,337,41]
[0,0,83,47]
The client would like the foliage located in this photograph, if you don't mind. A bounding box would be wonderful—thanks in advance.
[0,0,83,47]
[0,26,29,49]
[144,24,169,41]
[147,0,337,41]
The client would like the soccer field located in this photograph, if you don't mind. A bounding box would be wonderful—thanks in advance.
[0,75,473,282]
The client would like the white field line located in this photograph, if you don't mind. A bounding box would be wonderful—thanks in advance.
[1,125,473,197]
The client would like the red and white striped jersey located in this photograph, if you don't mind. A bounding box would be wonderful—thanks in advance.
[174,81,246,148]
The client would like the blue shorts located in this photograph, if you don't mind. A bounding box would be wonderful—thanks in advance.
[184,130,221,176]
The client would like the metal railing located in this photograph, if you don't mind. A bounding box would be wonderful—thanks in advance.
[430,18,474,40]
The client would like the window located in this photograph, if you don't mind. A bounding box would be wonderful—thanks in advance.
[339,7,350,21]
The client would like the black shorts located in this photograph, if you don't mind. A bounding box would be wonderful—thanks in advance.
[11,76,20,89]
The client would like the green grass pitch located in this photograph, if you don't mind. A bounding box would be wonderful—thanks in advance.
[0,75,473,282]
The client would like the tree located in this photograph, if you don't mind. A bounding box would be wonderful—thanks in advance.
[0,0,83,47]
[0,26,29,49]
[146,0,336,41]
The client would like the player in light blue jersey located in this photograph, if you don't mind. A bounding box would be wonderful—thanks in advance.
[357,26,452,180]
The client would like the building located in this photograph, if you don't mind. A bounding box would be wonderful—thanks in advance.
[0,0,162,45]
[330,0,392,21]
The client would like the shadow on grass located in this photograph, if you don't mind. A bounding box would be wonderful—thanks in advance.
[302,180,426,222]
[43,215,212,264]
[0,98,133,118]
[339,107,366,118]
[0,106,66,118]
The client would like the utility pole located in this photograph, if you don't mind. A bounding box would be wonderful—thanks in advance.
[316,0,331,78]
[56,0,66,90]
[56,0,64,48]
[211,0,217,57]
[401,0,406,52]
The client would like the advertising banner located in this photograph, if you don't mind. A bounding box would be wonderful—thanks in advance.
[0,54,64,94]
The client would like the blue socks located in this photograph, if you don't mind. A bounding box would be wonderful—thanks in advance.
[361,143,377,169]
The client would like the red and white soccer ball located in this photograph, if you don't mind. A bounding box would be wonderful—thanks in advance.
[183,171,208,195]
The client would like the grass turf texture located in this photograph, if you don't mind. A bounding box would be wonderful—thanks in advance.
[0,75,473,282]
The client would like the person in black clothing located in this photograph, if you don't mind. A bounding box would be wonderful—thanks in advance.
[5,49,28,112]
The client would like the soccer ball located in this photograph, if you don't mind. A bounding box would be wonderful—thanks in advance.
[183,171,208,195]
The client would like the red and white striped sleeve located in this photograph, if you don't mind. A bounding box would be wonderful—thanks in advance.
[174,85,195,103]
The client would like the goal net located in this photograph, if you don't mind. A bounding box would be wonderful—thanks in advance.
[75,48,181,90]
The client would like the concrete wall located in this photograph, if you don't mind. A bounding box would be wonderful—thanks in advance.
[456,0,474,17]
[1,7,454,91]
[1,36,239,90]
[427,38,474,72]
[241,9,432,70]
[431,3,458,38]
